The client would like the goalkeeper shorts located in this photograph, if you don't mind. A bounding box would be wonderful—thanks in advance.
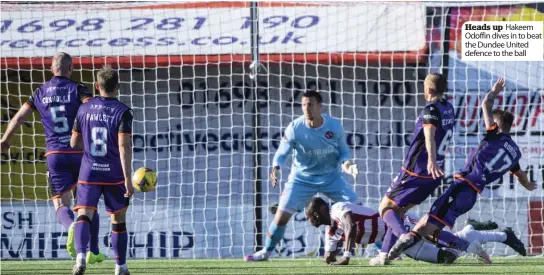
[278,177,356,213]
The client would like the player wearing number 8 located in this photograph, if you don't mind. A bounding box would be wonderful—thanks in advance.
[0,52,105,261]
[370,73,456,265]
[70,65,133,275]
[387,78,538,264]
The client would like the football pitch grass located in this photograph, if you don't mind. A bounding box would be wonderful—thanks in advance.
[2,258,544,275]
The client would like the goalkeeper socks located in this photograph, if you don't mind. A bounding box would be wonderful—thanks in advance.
[380,228,398,253]
[437,230,470,251]
[112,223,128,265]
[382,209,407,237]
[264,223,286,253]
[56,206,75,229]
[74,216,91,254]
[89,211,100,254]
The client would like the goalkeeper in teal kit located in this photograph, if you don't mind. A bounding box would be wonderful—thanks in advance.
[244,90,359,261]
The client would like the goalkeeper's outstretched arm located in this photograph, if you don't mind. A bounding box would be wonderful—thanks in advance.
[270,123,295,187]
[272,134,294,169]
[338,125,358,178]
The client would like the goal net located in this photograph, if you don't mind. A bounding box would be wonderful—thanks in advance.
[1,1,542,260]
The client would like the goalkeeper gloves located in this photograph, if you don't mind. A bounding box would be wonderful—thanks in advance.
[270,166,281,188]
[342,161,358,178]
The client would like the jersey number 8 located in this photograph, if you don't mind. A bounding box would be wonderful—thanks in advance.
[91,127,108,157]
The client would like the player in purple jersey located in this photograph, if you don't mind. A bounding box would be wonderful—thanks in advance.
[370,73,459,265]
[388,78,538,264]
[0,52,103,261]
[70,65,133,275]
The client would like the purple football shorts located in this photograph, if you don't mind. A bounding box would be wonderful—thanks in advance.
[427,179,478,229]
[46,153,82,199]
[385,171,442,207]
[74,183,129,214]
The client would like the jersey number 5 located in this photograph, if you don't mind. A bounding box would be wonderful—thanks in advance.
[91,127,108,157]
[485,148,512,174]
[50,105,69,133]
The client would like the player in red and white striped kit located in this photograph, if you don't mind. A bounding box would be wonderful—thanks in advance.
[305,197,525,265]
[306,198,455,265]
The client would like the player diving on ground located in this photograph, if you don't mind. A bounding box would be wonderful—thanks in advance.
[305,198,527,266]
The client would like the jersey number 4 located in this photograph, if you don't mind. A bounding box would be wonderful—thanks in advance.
[437,129,454,156]
[485,148,512,174]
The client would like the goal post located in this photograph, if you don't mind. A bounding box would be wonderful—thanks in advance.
[1,1,542,260]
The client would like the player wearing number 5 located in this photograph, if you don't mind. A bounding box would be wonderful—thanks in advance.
[387,78,537,263]
[0,53,105,261]
[370,73,456,265]
[70,65,133,275]
[244,90,359,262]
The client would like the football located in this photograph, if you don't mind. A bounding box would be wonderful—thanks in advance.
[132,167,157,192]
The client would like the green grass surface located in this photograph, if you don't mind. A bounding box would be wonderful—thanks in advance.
[2,258,544,275]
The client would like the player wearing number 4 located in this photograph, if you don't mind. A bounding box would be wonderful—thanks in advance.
[0,52,104,262]
[70,65,134,275]
[244,90,359,262]
[387,77,538,264]
[371,73,469,265]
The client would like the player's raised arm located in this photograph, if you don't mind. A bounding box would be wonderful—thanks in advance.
[338,125,358,178]
[118,110,134,198]
[481,78,505,130]
[0,95,36,151]
[270,123,295,187]
[422,107,444,179]
[509,163,538,191]
[330,212,355,265]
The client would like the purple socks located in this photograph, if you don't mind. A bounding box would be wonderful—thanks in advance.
[380,228,398,253]
[89,211,100,254]
[382,209,408,237]
[112,230,128,265]
[75,219,91,254]
[436,230,470,251]
[56,206,74,229]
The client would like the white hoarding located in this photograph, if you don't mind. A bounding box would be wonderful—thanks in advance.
[0,2,425,57]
